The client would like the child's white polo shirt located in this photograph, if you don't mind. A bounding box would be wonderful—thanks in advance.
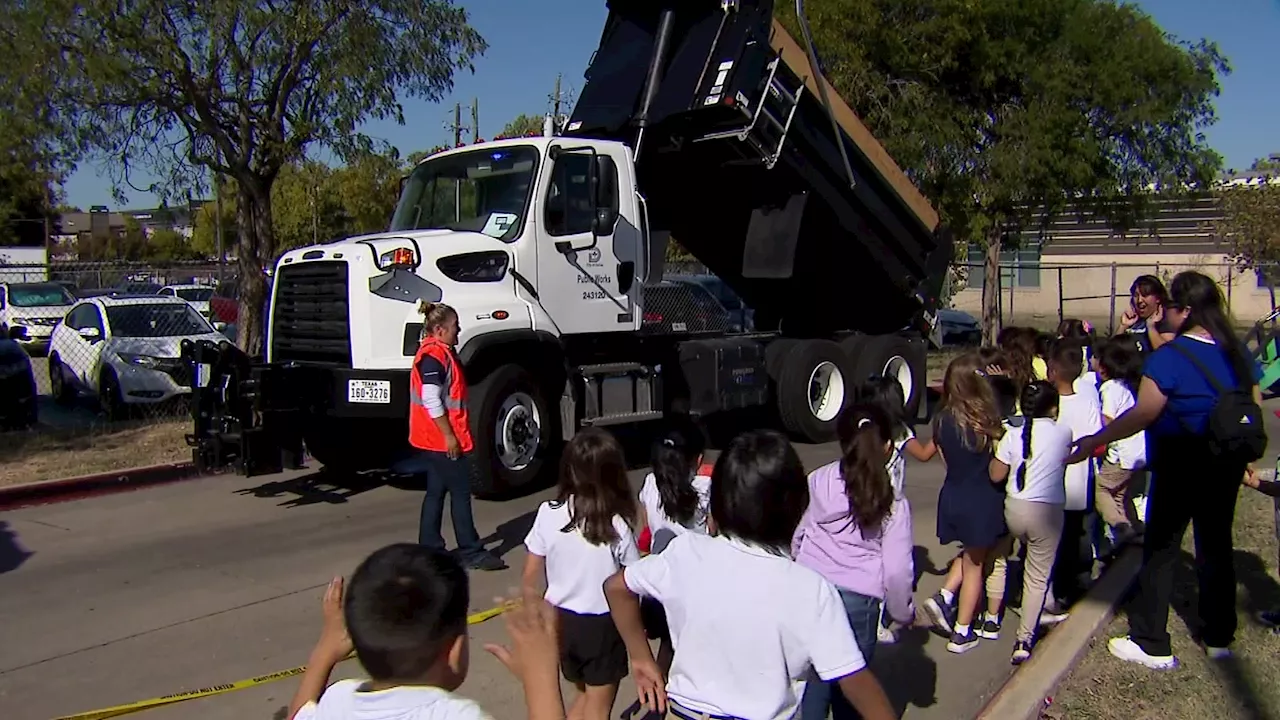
[623,533,866,720]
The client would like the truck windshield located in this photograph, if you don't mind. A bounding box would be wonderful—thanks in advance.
[391,146,539,242]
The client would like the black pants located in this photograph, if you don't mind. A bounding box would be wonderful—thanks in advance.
[1052,509,1095,607]
[405,451,485,559]
[1129,434,1243,657]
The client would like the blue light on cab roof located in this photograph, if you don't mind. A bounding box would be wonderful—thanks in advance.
[491,152,505,160]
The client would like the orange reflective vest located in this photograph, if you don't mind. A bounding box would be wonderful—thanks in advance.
[409,338,474,453]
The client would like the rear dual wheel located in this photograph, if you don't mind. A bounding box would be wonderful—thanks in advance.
[771,335,925,442]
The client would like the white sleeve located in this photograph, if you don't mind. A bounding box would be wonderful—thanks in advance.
[995,424,1018,465]
[523,504,549,556]
[292,703,319,720]
[1100,383,1120,418]
[624,543,676,600]
[806,577,867,681]
[420,383,446,419]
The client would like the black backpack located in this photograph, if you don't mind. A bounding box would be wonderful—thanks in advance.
[1168,343,1267,463]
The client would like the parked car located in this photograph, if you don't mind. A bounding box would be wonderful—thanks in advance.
[47,296,226,419]
[668,274,755,332]
[157,284,215,319]
[938,308,982,346]
[0,281,77,355]
[0,338,37,429]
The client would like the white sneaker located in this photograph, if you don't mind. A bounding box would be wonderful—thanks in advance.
[877,624,898,645]
[1108,636,1178,670]
[1205,645,1232,660]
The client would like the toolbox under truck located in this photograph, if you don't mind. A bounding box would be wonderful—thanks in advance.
[186,0,954,496]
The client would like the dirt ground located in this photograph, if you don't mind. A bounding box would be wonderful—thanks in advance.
[1049,488,1280,720]
[0,420,190,487]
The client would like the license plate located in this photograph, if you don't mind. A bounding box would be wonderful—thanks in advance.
[347,379,391,404]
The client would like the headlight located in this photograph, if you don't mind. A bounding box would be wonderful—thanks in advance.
[436,251,510,283]
[377,246,418,270]
[117,352,162,368]
[12,317,31,325]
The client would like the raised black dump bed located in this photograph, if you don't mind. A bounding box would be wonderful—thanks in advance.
[566,0,952,337]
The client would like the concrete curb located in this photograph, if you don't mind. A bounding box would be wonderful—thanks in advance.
[974,548,1142,720]
[0,461,217,511]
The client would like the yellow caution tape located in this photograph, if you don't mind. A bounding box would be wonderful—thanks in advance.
[52,605,510,720]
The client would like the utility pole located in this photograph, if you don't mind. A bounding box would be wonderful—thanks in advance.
[471,98,480,142]
[453,103,463,146]
[552,74,563,121]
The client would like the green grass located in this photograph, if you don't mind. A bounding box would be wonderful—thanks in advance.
[1049,489,1280,720]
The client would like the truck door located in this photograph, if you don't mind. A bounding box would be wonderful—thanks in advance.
[534,145,639,335]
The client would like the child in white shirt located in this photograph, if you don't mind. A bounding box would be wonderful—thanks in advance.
[1095,339,1147,548]
[1048,342,1103,611]
[988,381,1073,665]
[604,430,896,720]
[288,544,565,720]
[637,418,713,673]
[522,428,640,720]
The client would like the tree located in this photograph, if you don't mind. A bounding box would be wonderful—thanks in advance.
[499,114,545,139]
[329,149,403,235]
[781,0,1225,341]
[8,1,485,355]
[1219,156,1280,277]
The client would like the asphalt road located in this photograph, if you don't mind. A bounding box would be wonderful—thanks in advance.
[0,417,1037,720]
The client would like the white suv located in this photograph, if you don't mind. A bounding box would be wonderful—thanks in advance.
[48,296,225,418]
[0,281,77,355]
[157,284,215,320]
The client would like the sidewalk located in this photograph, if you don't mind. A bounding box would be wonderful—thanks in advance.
[0,432,1010,720]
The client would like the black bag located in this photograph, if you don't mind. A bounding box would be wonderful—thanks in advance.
[1169,343,1267,463]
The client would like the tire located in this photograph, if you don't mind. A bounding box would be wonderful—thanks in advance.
[469,364,554,499]
[776,339,856,443]
[99,369,127,421]
[49,355,75,406]
[853,334,927,420]
[764,338,800,382]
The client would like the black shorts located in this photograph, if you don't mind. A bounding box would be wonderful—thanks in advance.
[557,607,628,686]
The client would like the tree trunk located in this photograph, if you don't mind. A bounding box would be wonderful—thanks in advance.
[981,230,1002,345]
[234,177,275,358]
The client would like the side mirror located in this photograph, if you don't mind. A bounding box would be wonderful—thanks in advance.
[592,155,620,235]
[78,326,101,341]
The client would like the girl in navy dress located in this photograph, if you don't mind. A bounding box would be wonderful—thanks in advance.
[922,352,1007,653]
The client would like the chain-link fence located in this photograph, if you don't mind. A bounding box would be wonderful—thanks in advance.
[948,260,1277,335]
[2,262,239,438]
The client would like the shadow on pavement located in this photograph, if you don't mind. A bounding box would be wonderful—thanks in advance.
[875,625,940,714]
[0,521,33,574]
[234,467,387,508]
[481,510,538,561]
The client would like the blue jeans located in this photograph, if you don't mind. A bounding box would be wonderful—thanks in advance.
[800,589,881,720]
[405,451,485,559]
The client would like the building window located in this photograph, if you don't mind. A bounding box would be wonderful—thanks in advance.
[966,243,1041,289]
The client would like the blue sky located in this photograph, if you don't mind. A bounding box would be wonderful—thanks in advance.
[62,0,1279,209]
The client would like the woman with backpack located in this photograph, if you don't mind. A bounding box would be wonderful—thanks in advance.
[1070,271,1266,671]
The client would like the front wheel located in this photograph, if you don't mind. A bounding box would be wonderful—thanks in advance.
[469,364,555,498]
[99,369,127,421]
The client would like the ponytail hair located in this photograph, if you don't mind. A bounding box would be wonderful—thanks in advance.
[835,404,894,530]
[1014,381,1059,493]
[418,301,458,337]
[650,416,707,528]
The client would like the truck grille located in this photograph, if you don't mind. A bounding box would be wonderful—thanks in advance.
[271,261,353,366]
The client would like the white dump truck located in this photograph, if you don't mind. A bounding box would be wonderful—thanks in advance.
[186,0,953,496]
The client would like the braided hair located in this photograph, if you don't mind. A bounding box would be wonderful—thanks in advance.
[1014,381,1059,492]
